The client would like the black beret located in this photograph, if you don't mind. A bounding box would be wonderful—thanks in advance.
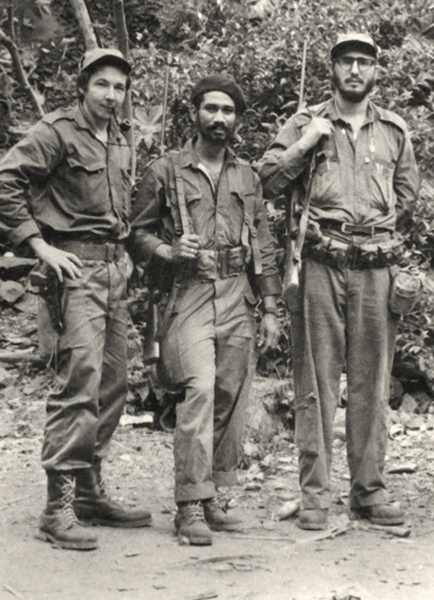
[191,75,247,113]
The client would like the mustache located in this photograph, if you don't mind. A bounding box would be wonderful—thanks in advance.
[208,123,230,132]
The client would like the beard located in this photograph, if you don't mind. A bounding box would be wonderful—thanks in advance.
[196,117,234,146]
[331,71,375,103]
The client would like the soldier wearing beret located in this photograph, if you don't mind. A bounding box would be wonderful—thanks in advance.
[130,75,282,545]
[0,48,152,551]
[257,33,419,530]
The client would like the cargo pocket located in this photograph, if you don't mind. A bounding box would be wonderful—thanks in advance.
[294,392,319,455]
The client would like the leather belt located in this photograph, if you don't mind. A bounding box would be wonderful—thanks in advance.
[52,239,125,262]
[318,219,392,237]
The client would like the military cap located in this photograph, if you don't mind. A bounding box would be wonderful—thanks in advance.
[191,75,247,113]
[79,48,131,75]
[331,33,378,61]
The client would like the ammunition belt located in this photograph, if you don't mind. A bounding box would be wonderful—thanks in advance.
[52,239,126,262]
[304,224,403,270]
[180,246,247,281]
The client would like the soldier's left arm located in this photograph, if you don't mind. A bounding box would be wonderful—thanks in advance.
[251,170,282,350]
[393,125,420,231]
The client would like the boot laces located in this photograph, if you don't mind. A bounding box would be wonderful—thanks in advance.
[185,501,206,523]
[59,474,78,526]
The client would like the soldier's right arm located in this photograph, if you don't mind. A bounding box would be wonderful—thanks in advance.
[257,114,333,198]
[0,121,62,245]
[0,121,82,280]
[130,159,200,264]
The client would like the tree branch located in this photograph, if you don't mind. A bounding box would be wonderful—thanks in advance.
[69,0,98,50]
[0,27,45,118]
[112,0,135,181]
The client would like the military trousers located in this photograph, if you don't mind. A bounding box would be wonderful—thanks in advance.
[40,258,129,472]
[290,257,398,510]
[161,275,256,503]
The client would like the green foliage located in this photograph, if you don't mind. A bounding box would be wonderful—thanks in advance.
[3,0,434,390]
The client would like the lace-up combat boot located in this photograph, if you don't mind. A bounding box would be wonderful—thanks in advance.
[202,497,242,532]
[38,471,98,550]
[75,461,152,528]
[175,501,213,545]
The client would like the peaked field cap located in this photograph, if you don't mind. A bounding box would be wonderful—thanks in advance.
[331,33,378,60]
[79,48,131,74]
[191,75,247,112]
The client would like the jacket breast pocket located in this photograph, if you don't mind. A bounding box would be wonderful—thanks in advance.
[367,159,395,214]
[310,159,342,208]
[66,156,108,215]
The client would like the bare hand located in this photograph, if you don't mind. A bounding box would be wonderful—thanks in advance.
[29,238,83,282]
[169,234,201,262]
[258,313,280,352]
[299,117,334,154]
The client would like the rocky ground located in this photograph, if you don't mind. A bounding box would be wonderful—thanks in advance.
[1,288,434,600]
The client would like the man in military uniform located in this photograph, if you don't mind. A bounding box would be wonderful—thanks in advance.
[130,75,281,545]
[0,48,152,550]
[257,34,419,530]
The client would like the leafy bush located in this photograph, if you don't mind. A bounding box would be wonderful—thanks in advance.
[4,0,434,392]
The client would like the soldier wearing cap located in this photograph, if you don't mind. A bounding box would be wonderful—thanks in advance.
[0,48,152,550]
[130,74,281,545]
[257,33,419,530]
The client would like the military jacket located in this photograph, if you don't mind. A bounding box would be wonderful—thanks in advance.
[0,104,131,246]
[257,99,419,231]
[131,139,281,298]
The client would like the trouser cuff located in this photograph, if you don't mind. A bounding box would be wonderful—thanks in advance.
[175,481,215,504]
[350,489,388,509]
[301,493,331,510]
[213,469,238,488]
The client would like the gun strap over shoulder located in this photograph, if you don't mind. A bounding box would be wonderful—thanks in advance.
[168,150,193,236]
[293,150,317,266]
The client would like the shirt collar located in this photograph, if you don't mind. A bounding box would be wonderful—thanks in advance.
[178,136,237,169]
[73,102,122,141]
[322,97,378,125]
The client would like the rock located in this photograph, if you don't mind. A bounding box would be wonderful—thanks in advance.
[277,499,300,521]
[399,393,418,413]
[0,280,26,304]
[388,462,417,474]
[0,256,37,280]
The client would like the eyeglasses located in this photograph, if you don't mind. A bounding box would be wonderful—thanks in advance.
[335,57,376,72]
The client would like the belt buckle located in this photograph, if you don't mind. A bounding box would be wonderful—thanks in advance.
[341,223,374,236]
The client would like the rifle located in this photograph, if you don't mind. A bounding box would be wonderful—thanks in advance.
[141,65,171,365]
[282,39,314,309]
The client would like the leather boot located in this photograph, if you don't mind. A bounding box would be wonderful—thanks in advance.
[38,471,98,550]
[175,501,213,545]
[75,461,152,528]
[202,497,242,532]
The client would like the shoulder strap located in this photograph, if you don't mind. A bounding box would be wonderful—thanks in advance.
[168,150,192,236]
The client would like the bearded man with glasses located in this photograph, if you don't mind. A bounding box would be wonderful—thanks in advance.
[257,33,419,531]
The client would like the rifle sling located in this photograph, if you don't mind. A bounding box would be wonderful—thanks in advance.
[292,151,317,265]
[169,150,193,237]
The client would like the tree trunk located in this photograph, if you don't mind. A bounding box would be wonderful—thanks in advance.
[69,0,98,50]
[112,0,135,180]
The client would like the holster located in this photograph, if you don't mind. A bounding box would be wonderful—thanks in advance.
[30,265,64,333]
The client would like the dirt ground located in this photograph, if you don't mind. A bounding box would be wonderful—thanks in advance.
[1,303,434,600]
